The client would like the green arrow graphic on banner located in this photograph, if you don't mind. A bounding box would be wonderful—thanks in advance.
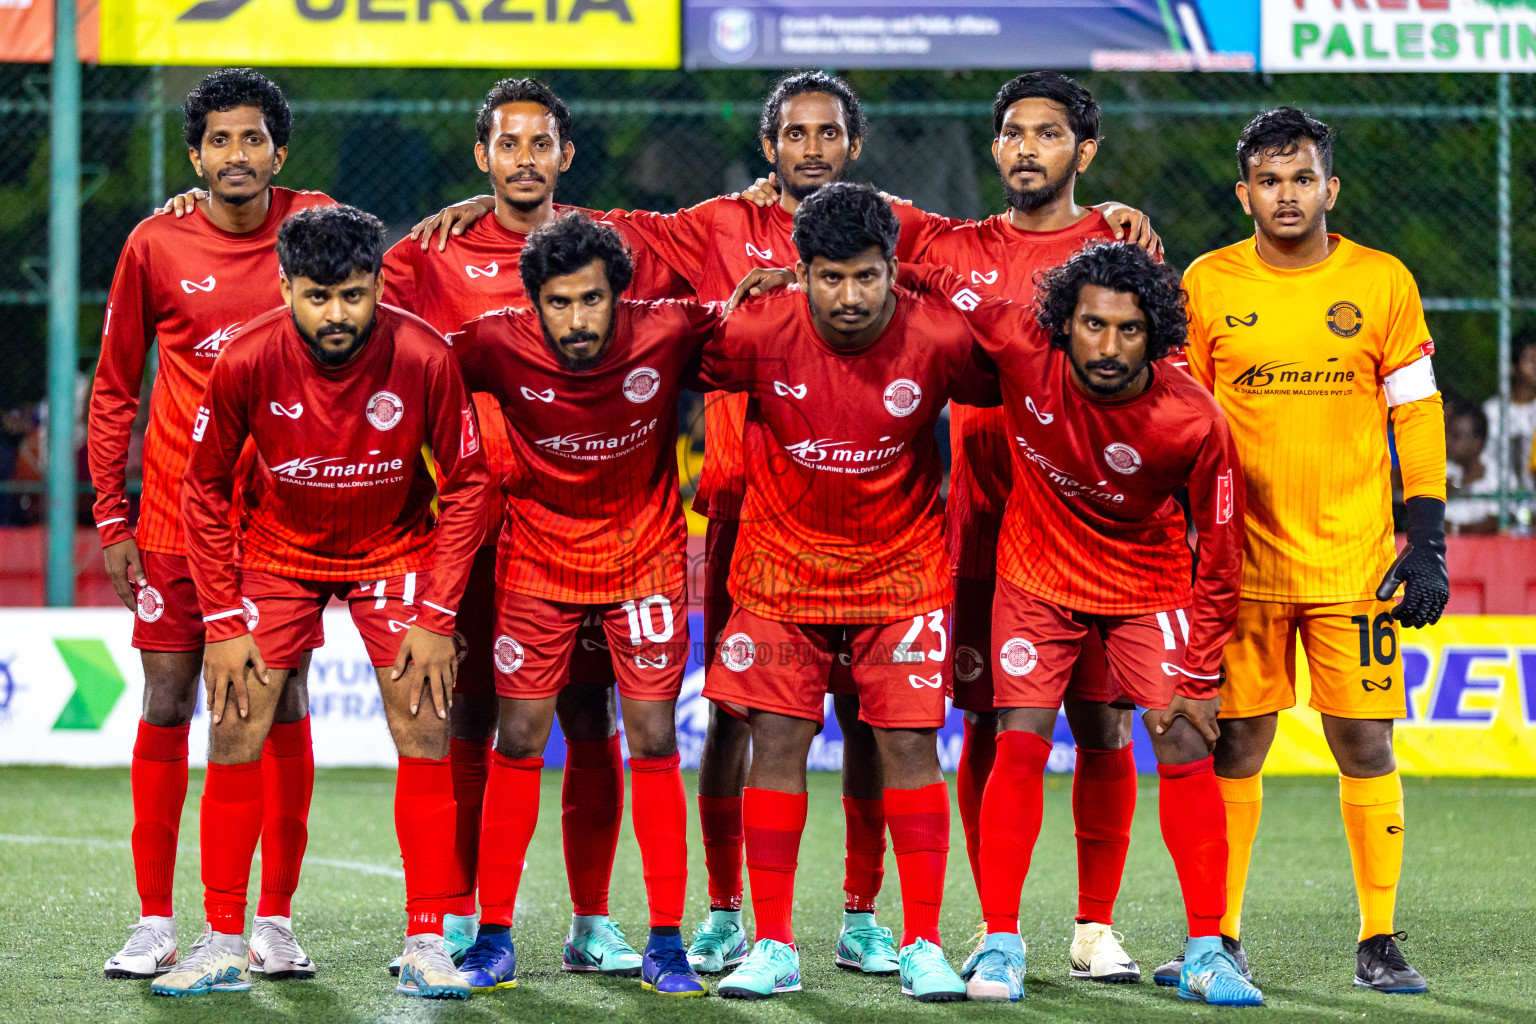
[51,638,127,731]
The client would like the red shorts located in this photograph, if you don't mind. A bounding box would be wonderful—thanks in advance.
[704,604,950,729]
[991,577,1188,711]
[702,518,739,666]
[453,547,497,696]
[132,551,206,652]
[949,576,1112,713]
[492,584,688,702]
[241,569,428,671]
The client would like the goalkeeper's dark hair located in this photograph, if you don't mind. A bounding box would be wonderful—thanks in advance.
[993,71,1101,146]
[276,205,385,286]
[792,182,899,265]
[519,211,634,303]
[760,70,866,143]
[1034,242,1187,362]
[183,68,291,150]
[1236,106,1334,181]
[476,77,572,147]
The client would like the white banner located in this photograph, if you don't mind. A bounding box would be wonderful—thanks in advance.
[1263,0,1536,73]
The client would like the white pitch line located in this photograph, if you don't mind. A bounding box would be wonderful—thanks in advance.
[0,834,402,878]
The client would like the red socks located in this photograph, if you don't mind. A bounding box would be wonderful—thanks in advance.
[743,787,807,945]
[979,730,1052,934]
[395,756,462,935]
[131,720,190,919]
[698,795,744,911]
[629,753,688,928]
[447,736,492,918]
[477,754,543,928]
[563,734,624,917]
[1158,756,1228,938]
[884,783,950,946]
[842,796,885,914]
[257,716,313,919]
[1073,744,1136,925]
[200,760,263,935]
[956,718,996,894]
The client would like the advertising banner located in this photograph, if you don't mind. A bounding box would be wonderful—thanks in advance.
[3,609,1532,776]
[1264,0,1536,73]
[98,0,679,67]
[0,0,100,63]
[684,1,1258,71]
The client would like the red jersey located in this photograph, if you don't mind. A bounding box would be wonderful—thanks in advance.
[182,305,488,641]
[381,205,685,545]
[448,300,718,604]
[616,197,951,519]
[696,284,998,624]
[89,187,335,554]
[920,211,1119,579]
[904,266,1245,691]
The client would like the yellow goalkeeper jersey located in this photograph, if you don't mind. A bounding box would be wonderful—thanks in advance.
[1182,235,1434,603]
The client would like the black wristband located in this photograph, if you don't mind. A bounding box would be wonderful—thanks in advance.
[1404,495,1446,552]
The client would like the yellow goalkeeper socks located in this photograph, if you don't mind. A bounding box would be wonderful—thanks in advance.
[1216,773,1263,939]
[1340,771,1404,941]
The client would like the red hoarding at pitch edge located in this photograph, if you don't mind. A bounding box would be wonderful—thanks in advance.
[0,0,101,63]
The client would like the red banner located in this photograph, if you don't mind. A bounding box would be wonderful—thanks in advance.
[1,0,100,63]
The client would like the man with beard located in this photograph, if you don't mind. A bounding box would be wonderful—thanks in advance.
[90,68,331,983]
[171,205,488,998]
[898,245,1259,1007]
[445,213,719,997]
[379,77,684,978]
[1161,107,1444,995]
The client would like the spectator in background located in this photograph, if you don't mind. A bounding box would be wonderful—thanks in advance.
[1483,333,1536,493]
[0,403,41,525]
[1444,393,1500,534]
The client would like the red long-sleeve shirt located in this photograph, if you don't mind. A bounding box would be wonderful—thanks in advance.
[89,188,334,553]
[901,265,1245,694]
[181,304,487,641]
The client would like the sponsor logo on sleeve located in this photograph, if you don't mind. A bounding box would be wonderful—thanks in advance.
[999,637,1038,677]
[1215,470,1234,525]
[192,406,210,442]
[1103,442,1142,475]
[460,408,480,457]
[493,635,525,675]
[365,391,404,431]
[623,367,661,404]
[135,586,166,623]
[950,287,981,311]
[883,379,922,418]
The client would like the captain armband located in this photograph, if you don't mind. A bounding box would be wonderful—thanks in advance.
[1383,354,1437,408]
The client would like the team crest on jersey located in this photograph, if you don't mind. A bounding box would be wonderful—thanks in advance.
[954,645,984,683]
[493,635,525,675]
[999,637,1038,677]
[1327,300,1363,338]
[623,367,661,403]
[241,598,260,631]
[1103,443,1142,475]
[883,379,922,418]
[366,391,404,431]
[720,632,756,673]
[452,630,468,666]
[135,586,166,623]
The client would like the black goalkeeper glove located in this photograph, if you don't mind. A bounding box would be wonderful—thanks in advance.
[1375,496,1449,629]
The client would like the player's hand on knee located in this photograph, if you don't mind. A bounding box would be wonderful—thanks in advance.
[103,538,147,612]
[726,267,796,312]
[204,635,270,725]
[393,625,456,719]
[1156,693,1222,750]
[153,188,208,218]
[408,195,494,251]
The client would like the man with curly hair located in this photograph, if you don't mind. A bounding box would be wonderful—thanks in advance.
[899,242,1259,1006]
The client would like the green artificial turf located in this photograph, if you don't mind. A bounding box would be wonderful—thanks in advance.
[0,768,1528,1022]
